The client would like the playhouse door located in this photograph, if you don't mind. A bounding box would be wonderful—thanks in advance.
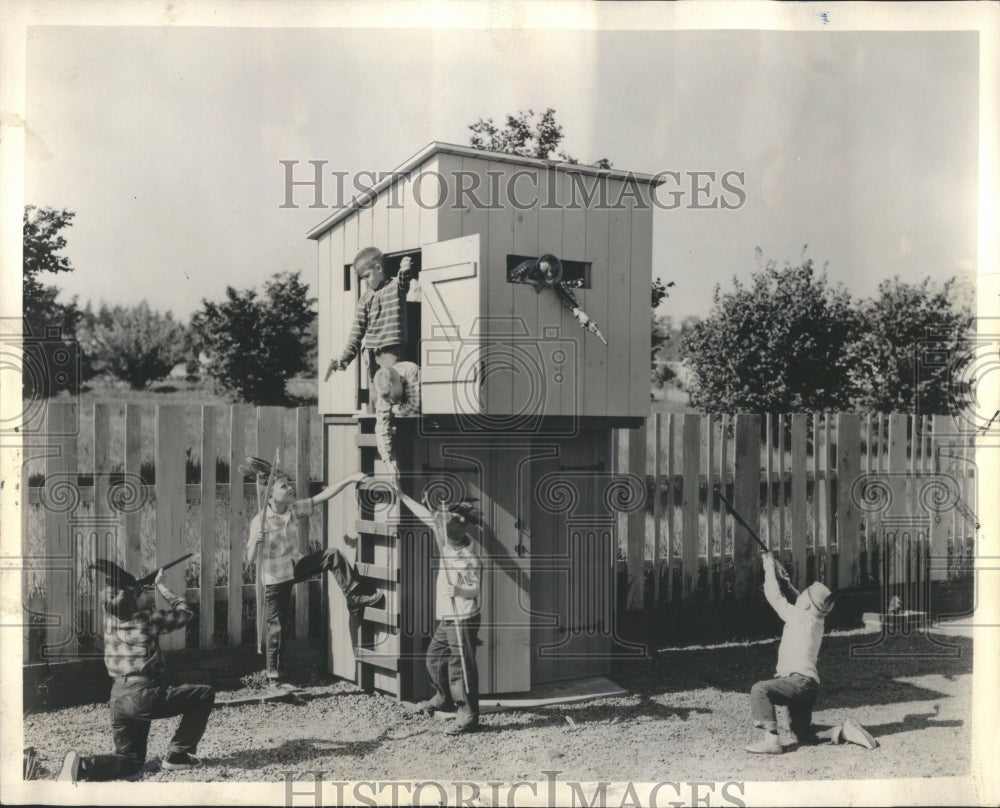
[420,234,482,415]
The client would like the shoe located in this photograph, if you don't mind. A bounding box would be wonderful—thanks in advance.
[841,718,878,749]
[445,706,479,735]
[415,694,453,715]
[162,752,202,771]
[744,733,782,754]
[346,590,384,614]
[57,751,81,783]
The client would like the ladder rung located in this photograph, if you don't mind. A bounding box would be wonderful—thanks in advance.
[356,562,397,582]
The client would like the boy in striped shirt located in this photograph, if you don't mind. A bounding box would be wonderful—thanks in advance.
[325,248,415,382]
[57,568,215,781]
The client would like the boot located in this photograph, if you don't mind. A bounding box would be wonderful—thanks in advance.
[346,589,384,614]
[414,692,453,715]
[445,704,479,735]
[744,731,782,754]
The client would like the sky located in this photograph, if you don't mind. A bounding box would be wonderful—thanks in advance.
[22,24,980,323]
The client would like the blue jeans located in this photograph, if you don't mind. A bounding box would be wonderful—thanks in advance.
[265,548,355,679]
[750,673,819,741]
[79,677,215,780]
[426,615,480,715]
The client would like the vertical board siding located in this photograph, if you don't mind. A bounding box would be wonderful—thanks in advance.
[155,406,187,652]
[628,189,654,418]
[485,160,516,417]
[605,178,632,417]
[511,165,541,420]
[581,181,610,417]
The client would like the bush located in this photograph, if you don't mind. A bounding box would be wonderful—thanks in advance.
[682,253,859,412]
[76,301,186,389]
[191,271,317,405]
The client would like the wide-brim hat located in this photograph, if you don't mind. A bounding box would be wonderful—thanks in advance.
[237,456,292,482]
[805,580,833,614]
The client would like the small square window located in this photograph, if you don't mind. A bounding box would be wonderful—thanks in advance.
[506,254,590,289]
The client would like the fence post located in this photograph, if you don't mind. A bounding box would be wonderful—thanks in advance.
[681,414,700,598]
[123,405,142,581]
[199,406,217,648]
[295,407,311,637]
[652,412,662,605]
[228,406,249,645]
[626,421,647,610]
[733,413,761,600]
[155,406,187,652]
[790,414,808,590]
[836,413,862,589]
[43,401,78,658]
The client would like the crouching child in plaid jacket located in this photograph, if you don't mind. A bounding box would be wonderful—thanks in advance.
[57,569,214,782]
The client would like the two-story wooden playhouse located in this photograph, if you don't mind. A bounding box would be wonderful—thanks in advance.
[310,142,658,700]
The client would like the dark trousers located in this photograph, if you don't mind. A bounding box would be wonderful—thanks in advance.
[365,343,405,381]
[426,614,480,715]
[750,673,820,741]
[80,677,215,781]
[265,548,355,678]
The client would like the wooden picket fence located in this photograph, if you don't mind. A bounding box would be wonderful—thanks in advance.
[22,402,323,662]
[23,403,978,660]
[616,412,978,610]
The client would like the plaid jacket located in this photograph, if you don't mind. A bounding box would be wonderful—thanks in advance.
[102,588,193,678]
[374,360,421,465]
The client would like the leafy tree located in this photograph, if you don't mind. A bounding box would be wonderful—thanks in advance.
[849,277,972,414]
[650,279,676,385]
[469,108,612,167]
[22,205,82,396]
[76,301,187,389]
[192,271,316,405]
[681,252,860,412]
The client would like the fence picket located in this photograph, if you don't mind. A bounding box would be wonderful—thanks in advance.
[155,406,187,652]
[681,414,700,597]
[777,414,786,557]
[764,414,773,550]
[733,414,761,599]
[836,414,862,589]
[790,414,807,590]
[228,406,249,645]
[124,405,142,577]
[627,421,647,608]
[886,414,908,586]
[652,412,662,605]
[706,414,715,568]
[44,402,78,657]
[295,407,311,636]
[666,413,675,602]
[200,406,217,648]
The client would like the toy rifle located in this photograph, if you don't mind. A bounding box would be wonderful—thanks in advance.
[713,488,798,599]
[90,553,193,591]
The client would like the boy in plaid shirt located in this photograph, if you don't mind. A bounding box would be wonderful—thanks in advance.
[57,569,215,782]
[325,249,415,382]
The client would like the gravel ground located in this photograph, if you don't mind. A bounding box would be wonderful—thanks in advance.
[23,629,972,785]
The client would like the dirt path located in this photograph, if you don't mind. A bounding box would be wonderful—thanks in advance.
[24,631,972,785]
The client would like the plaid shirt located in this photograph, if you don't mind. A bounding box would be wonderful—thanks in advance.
[374,360,421,465]
[103,588,192,678]
[338,265,414,365]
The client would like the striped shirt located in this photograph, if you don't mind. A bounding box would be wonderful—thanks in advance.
[374,360,421,465]
[103,589,192,678]
[339,266,414,365]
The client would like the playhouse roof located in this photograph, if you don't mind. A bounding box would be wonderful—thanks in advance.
[306,141,663,240]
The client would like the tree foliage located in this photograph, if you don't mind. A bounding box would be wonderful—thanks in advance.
[682,253,859,412]
[22,205,82,396]
[192,271,317,405]
[849,277,972,413]
[680,251,973,414]
[76,301,187,389]
[469,108,612,167]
